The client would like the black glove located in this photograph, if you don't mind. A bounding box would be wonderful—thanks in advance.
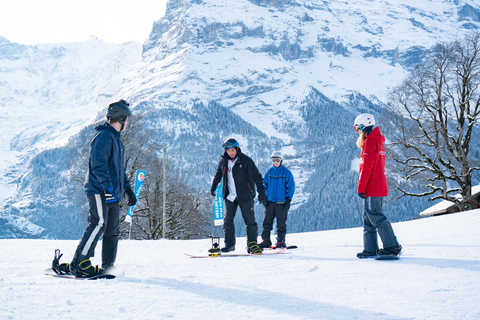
[210,187,216,197]
[285,198,291,207]
[258,193,268,206]
[125,188,137,206]
[358,192,366,199]
[104,187,117,203]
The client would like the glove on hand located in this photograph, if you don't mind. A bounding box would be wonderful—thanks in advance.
[358,192,366,199]
[258,193,268,206]
[125,188,137,206]
[285,198,291,207]
[210,187,216,197]
[104,187,117,203]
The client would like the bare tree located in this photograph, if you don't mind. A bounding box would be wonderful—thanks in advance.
[385,33,480,211]
[120,154,211,240]
[65,114,211,239]
[119,115,211,240]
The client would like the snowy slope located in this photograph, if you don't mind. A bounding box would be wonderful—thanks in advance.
[1,210,479,319]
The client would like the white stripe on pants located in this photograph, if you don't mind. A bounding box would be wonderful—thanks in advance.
[81,194,105,256]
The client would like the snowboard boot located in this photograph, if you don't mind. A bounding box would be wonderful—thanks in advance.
[102,263,115,274]
[274,239,286,249]
[258,238,272,249]
[377,237,402,257]
[70,255,104,277]
[377,244,402,257]
[356,250,377,259]
[247,241,263,255]
[220,245,235,253]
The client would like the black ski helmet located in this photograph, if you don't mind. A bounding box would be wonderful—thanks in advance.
[222,137,239,150]
[106,99,132,124]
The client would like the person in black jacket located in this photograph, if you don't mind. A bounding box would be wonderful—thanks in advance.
[69,100,137,277]
[211,138,267,254]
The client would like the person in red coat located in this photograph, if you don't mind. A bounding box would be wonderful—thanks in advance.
[354,114,401,258]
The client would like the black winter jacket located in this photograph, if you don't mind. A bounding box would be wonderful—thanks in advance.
[84,122,131,200]
[211,148,266,203]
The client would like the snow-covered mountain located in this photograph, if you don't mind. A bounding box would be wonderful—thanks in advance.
[0,36,142,199]
[2,0,480,238]
[0,36,142,237]
[2,209,479,319]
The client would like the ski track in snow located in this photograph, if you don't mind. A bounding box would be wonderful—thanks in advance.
[1,210,479,319]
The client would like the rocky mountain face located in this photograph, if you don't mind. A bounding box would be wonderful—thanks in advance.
[2,0,479,238]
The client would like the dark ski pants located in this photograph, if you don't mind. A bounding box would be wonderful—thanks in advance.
[261,201,290,241]
[362,196,397,252]
[73,194,120,267]
[223,198,257,246]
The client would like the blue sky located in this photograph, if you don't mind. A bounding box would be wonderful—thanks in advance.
[0,0,167,44]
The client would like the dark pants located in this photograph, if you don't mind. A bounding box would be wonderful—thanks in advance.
[73,194,120,267]
[363,197,396,252]
[261,201,290,241]
[223,198,257,246]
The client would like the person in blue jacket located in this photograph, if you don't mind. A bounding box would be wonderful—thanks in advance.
[259,151,295,249]
[69,100,137,277]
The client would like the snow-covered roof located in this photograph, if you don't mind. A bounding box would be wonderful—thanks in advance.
[419,185,480,216]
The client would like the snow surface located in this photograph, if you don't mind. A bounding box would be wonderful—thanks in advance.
[1,210,479,319]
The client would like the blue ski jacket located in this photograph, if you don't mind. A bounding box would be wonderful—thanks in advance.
[263,165,295,203]
[84,122,131,200]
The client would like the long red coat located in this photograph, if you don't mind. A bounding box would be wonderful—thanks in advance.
[357,127,388,197]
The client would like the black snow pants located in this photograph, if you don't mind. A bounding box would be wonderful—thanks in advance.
[73,194,120,267]
[362,196,397,252]
[223,198,257,246]
[261,201,290,241]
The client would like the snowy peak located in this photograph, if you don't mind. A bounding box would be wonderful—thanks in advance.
[133,0,480,112]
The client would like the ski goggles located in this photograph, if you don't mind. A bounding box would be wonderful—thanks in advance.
[272,158,282,163]
[354,124,366,132]
[224,144,236,150]
[223,142,239,150]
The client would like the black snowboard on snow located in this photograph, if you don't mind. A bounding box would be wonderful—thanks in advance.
[375,254,400,260]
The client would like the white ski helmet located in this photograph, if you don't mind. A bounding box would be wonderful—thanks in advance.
[354,113,375,131]
[271,151,284,163]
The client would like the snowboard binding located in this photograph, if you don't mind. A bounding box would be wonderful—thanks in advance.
[52,249,71,275]
[208,237,221,257]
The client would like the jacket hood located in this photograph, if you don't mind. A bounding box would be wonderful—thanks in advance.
[95,122,120,135]
[366,127,385,144]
